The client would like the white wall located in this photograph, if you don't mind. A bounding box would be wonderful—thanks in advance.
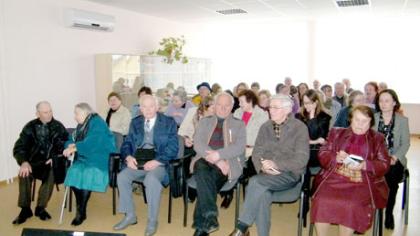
[0,0,186,181]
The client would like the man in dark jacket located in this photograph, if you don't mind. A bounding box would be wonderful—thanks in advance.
[12,101,68,224]
[113,95,178,236]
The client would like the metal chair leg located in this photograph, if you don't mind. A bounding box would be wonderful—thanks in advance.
[298,191,304,236]
[234,183,240,228]
[69,190,73,212]
[31,180,36,201]
[168,185,172,223]
[141,184,147,204]
[112,186,116,215]
[183,185,189,227]
[405,173,409,225]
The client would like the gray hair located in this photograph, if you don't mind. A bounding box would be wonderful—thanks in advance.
[139,94,160,108]
[270,94,293,108]
[75,103,94,115]
[172,90,188,103]
[36,101,51,111]
[214,91,234,105]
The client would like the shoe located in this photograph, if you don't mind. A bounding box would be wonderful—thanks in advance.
[35,207,51,221]
[385,214,395,230]
[113,216,137,231]
[229,229,250,236]
[193,229,209,236]
[12,207,33,225]
[71,214,86,226]
[220,191,234,209]
[144,221,157,236]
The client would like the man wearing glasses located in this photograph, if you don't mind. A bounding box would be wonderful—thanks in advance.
[229,94,309,236]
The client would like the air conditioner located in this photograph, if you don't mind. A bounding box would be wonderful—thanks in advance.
[64,8,115,32]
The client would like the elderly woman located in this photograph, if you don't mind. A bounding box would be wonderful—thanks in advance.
[164,89,195,126]
[178,96,215,148]
[334,90,365,128]
[63,103,116,226]
[311,105,391,236]
[258,90,271,112]
[105,92,131,135]
[374,89,410,229]
[295,89,331,168]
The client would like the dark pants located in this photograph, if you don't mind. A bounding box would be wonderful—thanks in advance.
[18,169,54,208]
[193,159,228,232]
[385,161,404,217]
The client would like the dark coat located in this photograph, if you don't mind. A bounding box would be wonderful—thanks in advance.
[13,118,68,180]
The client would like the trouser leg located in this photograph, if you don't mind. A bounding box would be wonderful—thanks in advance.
[36,169,54,208]
[117,168,146,217]
[385,161,404,216]
[18,176,33,208]
[143,166,166,225]
[193,159,227,231]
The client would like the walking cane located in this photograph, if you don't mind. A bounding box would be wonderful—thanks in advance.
[59,154,74,224]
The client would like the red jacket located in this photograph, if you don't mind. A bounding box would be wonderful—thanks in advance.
[313,127,391,209]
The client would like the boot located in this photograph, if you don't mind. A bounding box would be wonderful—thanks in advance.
[71,189,90,226]
[385,212,395,230]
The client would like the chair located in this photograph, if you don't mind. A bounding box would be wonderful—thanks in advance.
[111,135,187,223]
[401,169,409,225]
[182,175,241,228]
[272,173,306,236]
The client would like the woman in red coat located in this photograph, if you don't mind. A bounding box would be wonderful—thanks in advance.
[311,105,391,236]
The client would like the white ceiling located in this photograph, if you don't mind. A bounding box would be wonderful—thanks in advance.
[87,0,420,22]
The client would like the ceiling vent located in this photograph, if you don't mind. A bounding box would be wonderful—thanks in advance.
[336,0,369,7]
[216,9,247,15]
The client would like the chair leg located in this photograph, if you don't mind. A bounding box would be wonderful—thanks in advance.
[404,174,409,225]
[56,184,60,191]
[378,209,383,236]
[112,186,116,215]
[234,183,240,228]
[297,191,304,236]
[183,185,189,227]
[31,180,36,201]
[168,185,172,224]
[141,184,147,204]
[68,190,73,212]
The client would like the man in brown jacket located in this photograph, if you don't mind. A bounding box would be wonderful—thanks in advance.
[229,94,309,236]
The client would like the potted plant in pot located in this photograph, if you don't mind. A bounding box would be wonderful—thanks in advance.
[149,36,188,64]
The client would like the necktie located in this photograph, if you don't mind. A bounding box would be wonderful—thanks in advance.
[145,119,151,132]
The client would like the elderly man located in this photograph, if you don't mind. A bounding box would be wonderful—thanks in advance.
[113,95,178,236]
[229,94,309,236]
[191,92,246,236]
[333,82,348,107]
[12,101,68,224]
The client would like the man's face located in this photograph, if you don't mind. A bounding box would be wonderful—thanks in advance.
[269,99,290,123]
[36,103,53,124]
[335,84,345,97]
[215,94,233,119]
[140,96,159,119]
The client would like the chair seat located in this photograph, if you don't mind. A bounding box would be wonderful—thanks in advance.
[271,181,303,203]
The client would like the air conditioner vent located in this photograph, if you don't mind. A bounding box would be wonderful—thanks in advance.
[216,9,247,15]
[336,0,369,7]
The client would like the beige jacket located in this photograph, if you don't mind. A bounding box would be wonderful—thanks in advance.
[233,106,269,146]
[102,105,131,135]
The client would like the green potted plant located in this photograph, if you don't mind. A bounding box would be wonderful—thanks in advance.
[149,36,188,64]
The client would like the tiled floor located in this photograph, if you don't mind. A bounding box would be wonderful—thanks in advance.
[1,137,419,236]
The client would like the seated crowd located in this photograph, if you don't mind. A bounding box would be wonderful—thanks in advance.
[11,78,410,236]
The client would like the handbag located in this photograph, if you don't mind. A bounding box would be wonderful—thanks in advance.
[134,148,155,169]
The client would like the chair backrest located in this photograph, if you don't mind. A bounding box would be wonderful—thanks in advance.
[177,135,185,159]
[112,131,124,151]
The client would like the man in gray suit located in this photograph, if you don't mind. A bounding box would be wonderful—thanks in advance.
[113,95,178,236]
[191,92,246,236]
[229,94,309,236]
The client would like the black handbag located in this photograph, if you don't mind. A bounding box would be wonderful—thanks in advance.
[134,149,155,169]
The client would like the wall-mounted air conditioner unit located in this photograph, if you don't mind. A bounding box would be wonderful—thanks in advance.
[64,8,115,32]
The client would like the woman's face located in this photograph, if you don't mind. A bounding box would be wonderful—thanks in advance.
[259,94,270,108]
[323,87,333,98]
[108,96,121,110]
[204,103,215,117]
[379,92,396,113]
[350,110,371,135]
[298,84,308,97]
[236,85,246,95]
[303,95,317,114]
[364,84,377,101]
[74,108,86,124]
[352,94,365,106]
[239,95,253,112]
[172,95,184,109]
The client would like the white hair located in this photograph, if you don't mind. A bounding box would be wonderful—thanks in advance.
[270,94,293,108]
[139,94,160,108]
[214,92,234,105]
[75,103,94,115]
[36,101,51,111]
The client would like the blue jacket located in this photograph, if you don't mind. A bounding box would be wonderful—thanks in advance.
[121,112,179,167]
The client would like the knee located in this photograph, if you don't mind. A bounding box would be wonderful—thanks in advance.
[144,173,162,189]
[117,169,131,185]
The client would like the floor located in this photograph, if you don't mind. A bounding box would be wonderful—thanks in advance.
[0,137,419,236]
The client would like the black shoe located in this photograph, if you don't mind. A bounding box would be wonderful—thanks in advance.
[221,191,234,209]
[12,207,33,225]
[385,215,395,230]
[35,207,51,221]
[193,229,209,236]
[71,213,86,226]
